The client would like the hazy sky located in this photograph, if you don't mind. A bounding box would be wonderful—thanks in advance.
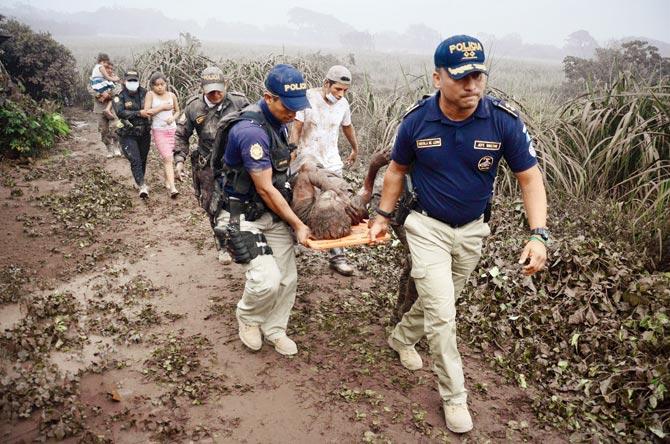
[2,0,669,46]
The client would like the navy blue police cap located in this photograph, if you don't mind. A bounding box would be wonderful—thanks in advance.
[434,35,488,80]
[264,64,311,112]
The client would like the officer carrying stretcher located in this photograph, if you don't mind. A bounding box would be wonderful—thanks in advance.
[209,64,311,356]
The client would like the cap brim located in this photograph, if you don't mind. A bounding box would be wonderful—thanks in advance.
[279,94,311,112]
[203,83,226,94]
[446,63,488,80]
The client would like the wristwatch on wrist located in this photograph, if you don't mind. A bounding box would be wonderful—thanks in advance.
[530,227,550,242]
[376,207,394,219]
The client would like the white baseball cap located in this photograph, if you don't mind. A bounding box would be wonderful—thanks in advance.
[325,65,352,85]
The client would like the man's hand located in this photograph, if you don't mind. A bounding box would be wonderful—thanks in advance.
[345,150,357,167]
[518,239,547,276]
[294,222,311,246]
[140,109,154,118]
[368,215,389,242]
[166,116,175,125]
[175,161,185,181]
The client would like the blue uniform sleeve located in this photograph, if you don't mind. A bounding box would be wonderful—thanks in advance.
[228,121,272,172]
[390,119,416,166]
[502,116,538,173]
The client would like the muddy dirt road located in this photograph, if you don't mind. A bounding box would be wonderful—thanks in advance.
[0,109,567,443]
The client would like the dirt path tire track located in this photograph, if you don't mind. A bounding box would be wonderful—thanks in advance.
[0,108,567,443]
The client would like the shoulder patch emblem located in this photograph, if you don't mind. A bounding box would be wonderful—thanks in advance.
[249,143,264,160]
[195,114,206,125]
[113,96,120,103]
[477,156,494,172]
[493,100,519,117]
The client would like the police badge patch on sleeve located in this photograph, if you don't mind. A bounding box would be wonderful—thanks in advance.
[249,143,264,160]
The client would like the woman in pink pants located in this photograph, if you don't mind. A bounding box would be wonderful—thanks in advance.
[143,72,180,198]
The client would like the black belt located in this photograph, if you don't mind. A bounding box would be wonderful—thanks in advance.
[413,202,479,229]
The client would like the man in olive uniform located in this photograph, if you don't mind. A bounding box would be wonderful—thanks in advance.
[174,66,249,264]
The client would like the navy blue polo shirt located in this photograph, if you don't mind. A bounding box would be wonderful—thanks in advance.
[223,100,288,199]
[392,93,537,226]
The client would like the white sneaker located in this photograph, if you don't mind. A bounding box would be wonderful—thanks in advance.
[267,335,297,356]
[444,403,473,433]
[139,184,149,199]
[238,320,262,351]
[387,336,423,370]
[218,250,232,265]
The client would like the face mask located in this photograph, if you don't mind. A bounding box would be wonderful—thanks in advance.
[125,81,139,92]
[325,92,339,104]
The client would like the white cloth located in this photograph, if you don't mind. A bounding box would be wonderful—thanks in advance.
[90,63,105,81]
[294,88,351,174]
[150,94,176,129]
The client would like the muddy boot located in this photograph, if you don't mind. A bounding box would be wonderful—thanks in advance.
[104,143,115,158]
[329,254,354,276]
[112,142,123,157]
[139,183,149,199]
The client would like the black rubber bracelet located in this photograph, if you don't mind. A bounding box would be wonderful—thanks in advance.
[376,208,394,219]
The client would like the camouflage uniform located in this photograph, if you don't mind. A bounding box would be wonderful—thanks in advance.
[174,91,249,213]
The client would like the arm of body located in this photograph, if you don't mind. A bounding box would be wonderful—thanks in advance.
[249,168,311,245]
[368,160,408,240]
[357,147,391,206]
[515,165,548,275]
[342,124,359,167]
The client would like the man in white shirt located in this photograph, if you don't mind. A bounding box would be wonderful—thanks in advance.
[291,65,361,276]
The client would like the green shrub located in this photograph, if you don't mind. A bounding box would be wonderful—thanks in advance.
[0,96,70,158]
[0,18,79,103]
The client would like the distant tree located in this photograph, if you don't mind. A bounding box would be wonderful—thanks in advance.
[340,31,374,52]
[403,24,440,52]
[563,40,669,89]
[564,30,598,58]
[288,7,355,36]
[0,18,78,103]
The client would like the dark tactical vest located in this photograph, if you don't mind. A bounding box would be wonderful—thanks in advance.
[211,104,292,220]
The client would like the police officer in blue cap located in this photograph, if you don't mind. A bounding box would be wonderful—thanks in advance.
[211,64,311,356]
[370,35,548,433]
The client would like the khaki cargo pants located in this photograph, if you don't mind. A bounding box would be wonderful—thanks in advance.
[390,210,490,405]
[215,210,297,341]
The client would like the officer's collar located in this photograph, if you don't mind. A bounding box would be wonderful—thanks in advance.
[203,94,227,110]
[258,99,283,129]
[426,92,490,124]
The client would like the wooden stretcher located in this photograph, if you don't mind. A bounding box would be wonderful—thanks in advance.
[305,221,391,250]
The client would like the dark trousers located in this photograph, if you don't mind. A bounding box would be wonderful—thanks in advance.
[120,133,151,186]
